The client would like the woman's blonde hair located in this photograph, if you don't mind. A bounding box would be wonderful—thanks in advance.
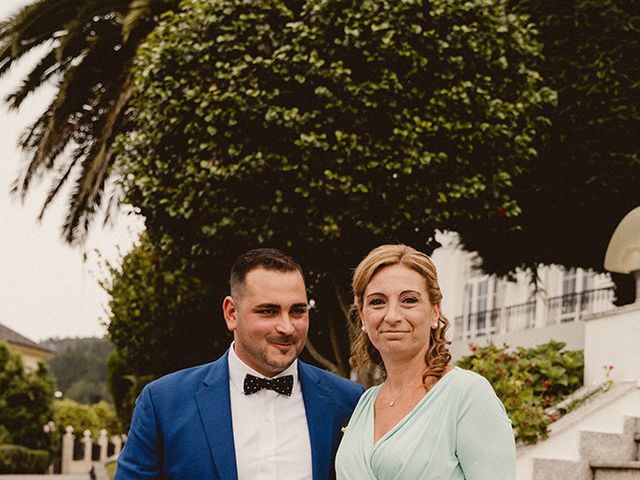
[350,244,451,386]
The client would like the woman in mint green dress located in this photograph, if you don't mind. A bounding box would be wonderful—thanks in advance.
[336,244,515,479]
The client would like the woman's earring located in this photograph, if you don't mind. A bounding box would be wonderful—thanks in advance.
[361,325,366,332]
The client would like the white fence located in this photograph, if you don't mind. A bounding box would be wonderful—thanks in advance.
[61,426,126,475]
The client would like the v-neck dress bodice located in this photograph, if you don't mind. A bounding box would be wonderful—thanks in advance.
[335,367,515,480]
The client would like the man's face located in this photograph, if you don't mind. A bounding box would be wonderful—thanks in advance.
[223,267,309,377]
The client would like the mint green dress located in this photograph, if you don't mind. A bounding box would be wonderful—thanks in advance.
[335,367,516,480]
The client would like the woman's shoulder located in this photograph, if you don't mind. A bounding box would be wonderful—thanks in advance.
[439,366,496,398]
[449,366,490,383]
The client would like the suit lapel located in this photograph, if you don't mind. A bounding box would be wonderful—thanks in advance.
[299,362,335,480]
[195,352,238,480]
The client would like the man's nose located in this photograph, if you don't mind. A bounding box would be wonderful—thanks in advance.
[275,313,295,335]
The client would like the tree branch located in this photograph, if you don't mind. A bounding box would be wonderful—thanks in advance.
[304,338,338,373]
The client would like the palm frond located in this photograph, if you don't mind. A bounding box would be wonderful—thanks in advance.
[5,50,59,109]
[17,22,124,168]
[61,74,134,242]
[16,103,75,196]
[122,0,151,41]
[37,156,78,222]
[0,0,78,64]
[2,0,176,243]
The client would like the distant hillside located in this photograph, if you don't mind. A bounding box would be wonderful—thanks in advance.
[40,337,114,405]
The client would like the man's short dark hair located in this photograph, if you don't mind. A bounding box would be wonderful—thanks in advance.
[229,248,304,298]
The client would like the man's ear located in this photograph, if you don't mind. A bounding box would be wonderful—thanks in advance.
[223,296,238,332]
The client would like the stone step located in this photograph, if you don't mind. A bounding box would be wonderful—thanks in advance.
[580,431,637,464]
[533,459,640,480]
[532,415,640,480]
[592,461,640,480]
[533,458,591,480]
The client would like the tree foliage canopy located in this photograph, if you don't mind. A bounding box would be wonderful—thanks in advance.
[462,0,640,284]
[119,0,550,268]
[107,0,551,379]
[106,0,639,409]
[105,234,225,377]
[43,337,114,404]
[0,341,54,451]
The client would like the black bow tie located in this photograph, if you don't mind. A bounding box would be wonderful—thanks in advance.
[243,373,294,396]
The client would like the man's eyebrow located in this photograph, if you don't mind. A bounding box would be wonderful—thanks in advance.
[254,303,281,309]
[291,303,309,309]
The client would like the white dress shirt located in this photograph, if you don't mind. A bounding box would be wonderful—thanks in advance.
[228,344,313,480]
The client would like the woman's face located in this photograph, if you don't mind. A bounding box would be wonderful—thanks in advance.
[360,263,440,363]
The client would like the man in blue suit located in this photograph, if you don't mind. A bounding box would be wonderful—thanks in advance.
[116,248,365,479]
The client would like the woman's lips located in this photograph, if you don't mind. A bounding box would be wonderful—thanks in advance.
[380,330,409,338]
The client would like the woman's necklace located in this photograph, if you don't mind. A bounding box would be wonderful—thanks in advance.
[385,378,419,407]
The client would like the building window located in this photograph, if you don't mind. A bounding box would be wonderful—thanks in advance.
[547,267,596,324]
[462,268,498,338]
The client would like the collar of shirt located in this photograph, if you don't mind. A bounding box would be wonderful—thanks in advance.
[227,343,312,479]
[228,342,299,396]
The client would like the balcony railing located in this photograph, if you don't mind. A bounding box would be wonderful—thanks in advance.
[545,287,616,325]
[505,301,536,332]
[453,286,615,341]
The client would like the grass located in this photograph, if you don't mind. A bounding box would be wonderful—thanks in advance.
[105,460,117,480]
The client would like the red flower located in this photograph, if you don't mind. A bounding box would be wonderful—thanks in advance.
[497,207,507,217]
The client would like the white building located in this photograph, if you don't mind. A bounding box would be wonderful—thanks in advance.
[430,205,640,480]
[431,232,615,361]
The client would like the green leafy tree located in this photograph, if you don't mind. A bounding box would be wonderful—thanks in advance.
[462,0,640,296]
[104,233,226,378]
[0,0,177,241]
[0,341,54,451]
[106,349,157,429]
[111,0,550,379]
[43,337,114,404]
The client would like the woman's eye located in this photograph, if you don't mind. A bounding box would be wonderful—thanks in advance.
[368,298,384,306]
[402,296,418,304]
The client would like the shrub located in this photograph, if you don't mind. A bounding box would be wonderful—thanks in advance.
[91,401,122,435]
[456,340,584,444]
[0,341,54,451]
[53,399,123,437]
[0,444,50,474]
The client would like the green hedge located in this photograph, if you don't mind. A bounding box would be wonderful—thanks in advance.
[0,444,50,474]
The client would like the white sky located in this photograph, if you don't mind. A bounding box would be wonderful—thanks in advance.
[0,0,144,342]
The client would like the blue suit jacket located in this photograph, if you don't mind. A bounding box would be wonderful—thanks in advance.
[116,351,364,479]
